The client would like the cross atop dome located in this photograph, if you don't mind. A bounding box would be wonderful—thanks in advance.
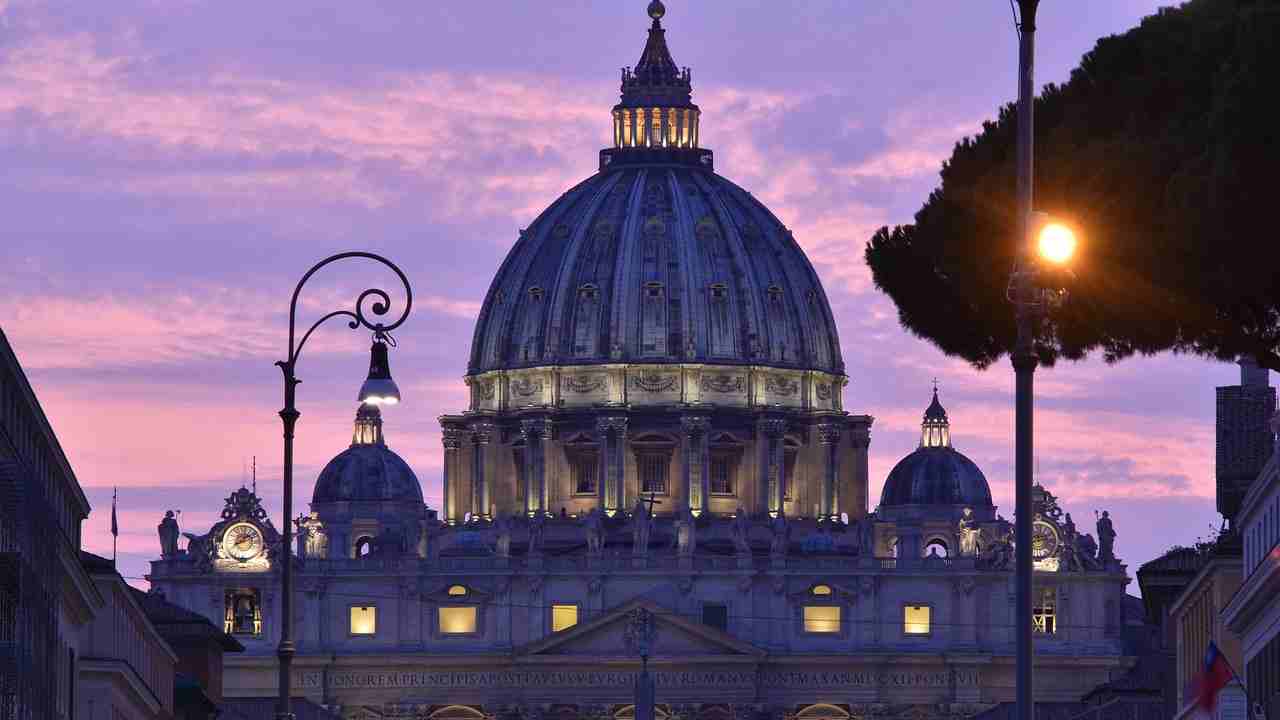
[611,1,701,151]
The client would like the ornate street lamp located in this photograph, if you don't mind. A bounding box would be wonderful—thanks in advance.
[1008,3,1077,718]
[274,252,412,720]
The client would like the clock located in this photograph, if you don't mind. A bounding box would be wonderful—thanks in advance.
[1030,519,1060,561]
[223,522,264,562]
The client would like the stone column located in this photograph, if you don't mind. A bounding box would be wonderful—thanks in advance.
[442,425,466,524]
[847,419,872,517]
[596,416,628,516]
[817,423,841,521]
[758,418,787,516]
[681,416,710,515]
[471,423,495,520]
[520,419,552,516]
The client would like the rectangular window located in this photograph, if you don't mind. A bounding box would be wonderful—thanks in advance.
[639,453,669,494]
[349,605,377,636]
[571,451,598,495]
[904,605,931,635]
[803,606,841,633]
[551,604,579,632]
[702,603,729,632]
[710,454,735,495]
[1033,587,1056,635]
[439,606,478,635]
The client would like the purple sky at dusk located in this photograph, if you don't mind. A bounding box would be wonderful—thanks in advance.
[0,0,1243,588]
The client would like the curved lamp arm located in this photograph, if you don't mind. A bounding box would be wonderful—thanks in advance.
[278,251,413,371]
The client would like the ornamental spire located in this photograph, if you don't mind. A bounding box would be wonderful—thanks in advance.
[921,387,951,448]
[611,1,700,150]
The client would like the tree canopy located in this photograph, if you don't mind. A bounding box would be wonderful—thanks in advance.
[864,0,1280,371]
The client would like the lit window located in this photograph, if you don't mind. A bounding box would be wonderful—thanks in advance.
[904,605,931,635]
[570,450,598,494]
[551,604,579,632]
[710,453,735,495]
[447,584,468,597]
[439,607,478,634]
[354,536,372,558]
[1033,587,1056,635]
[638,453,669,494]
[803,606,840,633]
[811,584,833,596]
[349,606,376,636]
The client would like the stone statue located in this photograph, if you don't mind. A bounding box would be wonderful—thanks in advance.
[957,507,980,557]
[847,513,875,556]
[1076,532,1099,566]
[528,513,546,555]
[583,507,605,555]
[494,514,513,558]
[181,531,214,571]
[303,516,327,559]
[158,510,180,558]
[1063,512,1077,540]
[631,499,653,555]
[731,507,752,555]
[769,511,789,556]
[1096,510,1117,563]
[675,508,696,556]
[979,527,1015,570]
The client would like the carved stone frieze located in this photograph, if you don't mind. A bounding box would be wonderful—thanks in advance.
[680,415,710,436]
[474,378,496,400]
[701,374,745,394]
[511,377,544,397]
[632,372,677,393]
[765,375,799,397]
[564,374,606,394]
[815,383,832,401]
[595,416,628,435]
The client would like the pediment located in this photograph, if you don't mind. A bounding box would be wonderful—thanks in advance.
[516,599,764,658]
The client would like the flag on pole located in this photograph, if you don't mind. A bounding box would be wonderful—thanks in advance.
[111,486,119,568]
[1192,641,1234,713]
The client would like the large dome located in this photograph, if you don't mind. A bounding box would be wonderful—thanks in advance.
[312,406,423,505]
[467,3,843,377]
[879,390,993,509]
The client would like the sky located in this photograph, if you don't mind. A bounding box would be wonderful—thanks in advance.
[0,0,1247,589]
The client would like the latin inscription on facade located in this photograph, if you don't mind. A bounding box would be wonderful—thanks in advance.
[295,669,980,691]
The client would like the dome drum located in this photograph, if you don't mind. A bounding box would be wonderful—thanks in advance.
[466,364,845,414]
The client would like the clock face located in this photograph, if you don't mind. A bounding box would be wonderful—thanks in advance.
[223,522,264,561]
[1031,520,1060,561]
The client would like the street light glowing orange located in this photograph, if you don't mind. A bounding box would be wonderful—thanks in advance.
[1037,223,1077,265]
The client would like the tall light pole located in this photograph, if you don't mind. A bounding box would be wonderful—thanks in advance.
[274,252,412,720]
[1012,2,1040,718]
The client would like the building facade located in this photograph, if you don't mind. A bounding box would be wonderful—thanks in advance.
[0,328,101,720]
[1222,409,1280,720]
[1169,544,1245,720]
[148,4,1135,719]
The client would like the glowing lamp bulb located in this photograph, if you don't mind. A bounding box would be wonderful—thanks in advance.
[1037,223,1077,265]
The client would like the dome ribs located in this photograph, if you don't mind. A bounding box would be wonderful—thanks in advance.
[542,170,626,364]
[466,168,846,377]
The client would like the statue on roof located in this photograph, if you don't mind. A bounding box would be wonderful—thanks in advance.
[1096,510,1117,564]
[731,507,752,555]
[158,510,180,558]
[583,506,605,555]
[957,507,980,556]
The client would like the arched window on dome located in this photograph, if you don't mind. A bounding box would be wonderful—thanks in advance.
[564,434,599,496]
[632,434,674,495]
[709,433,743,497]
[354,536,373,559]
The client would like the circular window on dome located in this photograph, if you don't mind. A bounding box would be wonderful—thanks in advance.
[447,584,468,597]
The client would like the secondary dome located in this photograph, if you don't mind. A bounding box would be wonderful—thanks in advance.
[467,4,844,377]
[879,390,993,509]
[312,406,423,505]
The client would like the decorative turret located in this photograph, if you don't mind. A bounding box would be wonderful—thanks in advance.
[352,404,385,446]
[920,387,951,448]
[611,0,700,151]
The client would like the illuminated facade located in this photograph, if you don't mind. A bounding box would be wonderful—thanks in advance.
[147,3,1134,719]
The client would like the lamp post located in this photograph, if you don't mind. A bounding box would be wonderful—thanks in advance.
[274,252,412,720]
[1009,2,1076,718]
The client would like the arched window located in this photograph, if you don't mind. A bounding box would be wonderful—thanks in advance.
[354,536,373,558]
[924,538,950,558]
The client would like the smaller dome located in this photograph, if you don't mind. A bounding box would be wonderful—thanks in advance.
[879,389,993,509]
[312,406,423,505]
[880,447,992,508]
